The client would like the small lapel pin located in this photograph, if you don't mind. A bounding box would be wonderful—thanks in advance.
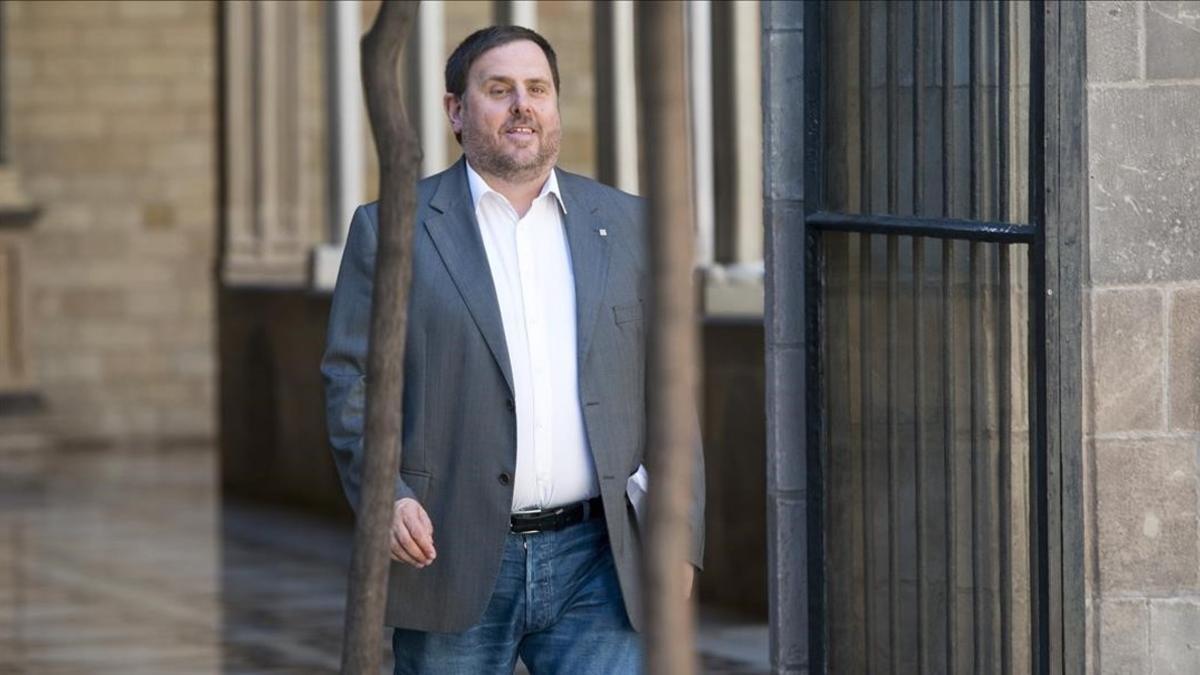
[598,228,607,237]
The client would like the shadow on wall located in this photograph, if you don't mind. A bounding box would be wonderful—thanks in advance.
[218,288,351,522]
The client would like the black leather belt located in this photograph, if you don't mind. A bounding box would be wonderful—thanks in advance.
[510,496,604,534]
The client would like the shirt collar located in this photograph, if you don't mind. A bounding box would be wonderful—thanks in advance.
[464,160,567,215]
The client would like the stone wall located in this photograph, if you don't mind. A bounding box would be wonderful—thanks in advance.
[1086,2,1200,672]
[6,1,218,442]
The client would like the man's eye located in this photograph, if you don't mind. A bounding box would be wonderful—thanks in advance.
[531,86,546,95]
[490,88,508,96]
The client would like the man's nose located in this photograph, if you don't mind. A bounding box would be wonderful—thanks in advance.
[510,89,533,115]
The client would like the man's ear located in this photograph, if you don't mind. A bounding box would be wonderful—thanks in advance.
[443,93,464,136]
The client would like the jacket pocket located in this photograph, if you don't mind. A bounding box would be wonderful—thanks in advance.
[612,300,643,325]
[399,468,432,503]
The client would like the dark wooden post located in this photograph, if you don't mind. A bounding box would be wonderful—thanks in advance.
[635,3,699,675]
[340,2,422,673]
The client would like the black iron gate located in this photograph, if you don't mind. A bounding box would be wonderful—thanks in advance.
[763,1,1086,673]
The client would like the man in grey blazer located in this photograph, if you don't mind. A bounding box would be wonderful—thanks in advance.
[322,25,704,674]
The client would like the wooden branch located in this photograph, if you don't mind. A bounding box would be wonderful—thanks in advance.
[636,3,699,675]
[340,2,422,673]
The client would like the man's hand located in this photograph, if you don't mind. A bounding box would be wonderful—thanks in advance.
[683,563,695,599]
[391,498,437,568]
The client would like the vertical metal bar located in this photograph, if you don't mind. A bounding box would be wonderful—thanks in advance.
[999,243,1013,675]
[862,2,873,219]
[914,238,929,674]
[859,5,876,672]
[913,0,924,217]
[969,0,979,221]
[992,0,1003,223]
[807,4,829,672]
[969,241,983,675]
[887,235,900,675]
[1028,2,1049,673]
[885,4,900,673]
[912,3,929,672]
[1051,3,1089,672]
[941,2,957,670]
[888,0,899,217]
[860,235,875,675]
[941,239,958,674]
[996,4,1015,673]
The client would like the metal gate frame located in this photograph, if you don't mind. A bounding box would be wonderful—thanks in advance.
[762,1,1087,673]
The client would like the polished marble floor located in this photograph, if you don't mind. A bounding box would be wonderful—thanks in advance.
[0,445,767,674]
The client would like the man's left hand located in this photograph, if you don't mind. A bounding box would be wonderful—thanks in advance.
[683,564,695,599]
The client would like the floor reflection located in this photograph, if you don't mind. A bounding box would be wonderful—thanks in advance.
[0,446,766,674]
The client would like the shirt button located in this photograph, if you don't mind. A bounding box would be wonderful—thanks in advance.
[498,472,511,486]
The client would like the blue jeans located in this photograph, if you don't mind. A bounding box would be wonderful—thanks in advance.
[392,517,642,674]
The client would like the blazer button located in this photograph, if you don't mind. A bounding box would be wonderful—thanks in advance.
[498,472,511,486]
[505,398,514,412]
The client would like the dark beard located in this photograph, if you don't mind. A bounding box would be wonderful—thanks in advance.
[462,123,561,184]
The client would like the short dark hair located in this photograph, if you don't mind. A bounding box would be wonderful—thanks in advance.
[444,25,561,100]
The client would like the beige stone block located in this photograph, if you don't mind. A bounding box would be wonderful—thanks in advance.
[115,0,189,20]
[1096,437,1200,593]
[26,0,113,22]
[7,25,80,52]
[158,405,215,438]
[169,81,214,107]
[1169,288,1200,431]
[163,175,216,202]
[24,111,106,140]
[29,260,173,290]
[1149,600,1200,675]
[1091,289,1164,433]
[151,319,213,349]
[8,55,35,84]
[1084,1,1137,82]
[147,139,212,171]
[105,112,190,139]
[59,288,127,318]
[155,26,215,51]
[168,349,214,378]
[81,82,169,108]
[141,203,176,232]
[38,353,104,384]
[36,54,126,80]
[124,54,211,80]
[9,83,80,109]
[77,25,160,50]
[32,229,130,260]
[1098,599,1149,675]
[27,140,147,174]
[98,352,170,381]
[76,319,158,350]
[124,289,185,318]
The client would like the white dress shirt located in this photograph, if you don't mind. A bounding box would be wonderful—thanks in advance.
[466,162,600,513]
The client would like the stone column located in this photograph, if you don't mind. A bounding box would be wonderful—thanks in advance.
[1085,2,1200,672]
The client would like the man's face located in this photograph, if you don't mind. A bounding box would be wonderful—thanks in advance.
[445,40,562,183]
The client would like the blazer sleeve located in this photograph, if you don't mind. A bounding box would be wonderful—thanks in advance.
[688,412,706,572]
[320,204,419,514]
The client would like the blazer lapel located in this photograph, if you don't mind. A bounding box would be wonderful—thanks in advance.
[423,159,515,394]
[560,178,611,367]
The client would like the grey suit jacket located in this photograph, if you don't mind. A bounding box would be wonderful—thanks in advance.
[321,157,705,633]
